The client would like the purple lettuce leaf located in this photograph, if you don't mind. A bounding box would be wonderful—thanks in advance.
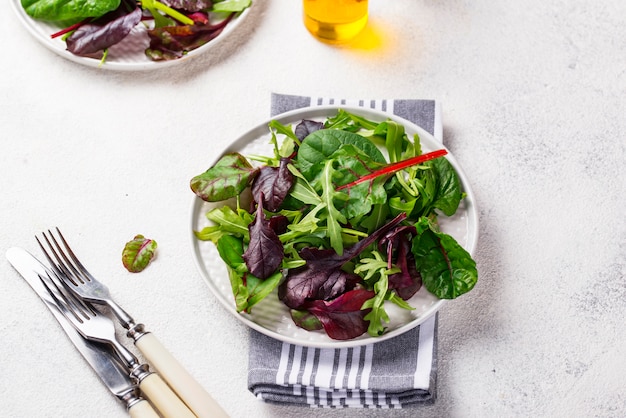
[242,195,284,279]
[379,225,422,300]
[294,119,324,142]
[145,13,234,61]
[159,0,212,12]
[250,158,294,212]
[278,213,407,309]
[304,289,375,340]
[66,5,141,56]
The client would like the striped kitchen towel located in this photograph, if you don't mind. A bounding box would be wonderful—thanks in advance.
[247,93,443,408]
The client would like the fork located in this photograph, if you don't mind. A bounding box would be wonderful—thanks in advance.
[39,268,195,418]
[37,228,229,418]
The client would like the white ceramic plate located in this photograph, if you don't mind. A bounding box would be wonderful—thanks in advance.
[190,106,479,348]
[11,0,251,71]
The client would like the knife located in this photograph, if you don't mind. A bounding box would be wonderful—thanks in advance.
[6,247,159,418]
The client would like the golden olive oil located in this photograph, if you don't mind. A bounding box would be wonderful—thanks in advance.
[303,0,369,43]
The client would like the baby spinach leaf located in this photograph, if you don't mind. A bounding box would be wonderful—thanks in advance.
[243,197,284,279]
[426,157,463,216]
[411,219,477,299]
[21,0,120,22]
[190,153,258,202]
[296,129,386,180]
[330,145,387,219]
[122,234,157,273]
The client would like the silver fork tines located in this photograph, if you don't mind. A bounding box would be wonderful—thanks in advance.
[37,266,150,382]
[36,228,142,338]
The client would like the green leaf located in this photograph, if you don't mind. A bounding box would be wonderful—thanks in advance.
[411,221,477,299]
[122,235,157,273]
[320,160,347,255]
[21,0,120,22]
[290,309,323,331]
[427,157,463,216]
[331,145,387,219]
[355,251,399,337]
[217,235,282,313]
[190,153,257,202]
[211,0,251,12]
[296,129,386,180]
[205,206,252,242]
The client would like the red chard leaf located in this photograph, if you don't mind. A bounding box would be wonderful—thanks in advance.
[190,153,258,202]
[122,234,157,273]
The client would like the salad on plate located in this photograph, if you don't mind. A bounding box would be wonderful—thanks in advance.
[191,108,478,341]
[16,0,251,65]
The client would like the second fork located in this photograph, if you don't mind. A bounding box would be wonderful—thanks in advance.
[37,228,229,418]
[40,268,195,418]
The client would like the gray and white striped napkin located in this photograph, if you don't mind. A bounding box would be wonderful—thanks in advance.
[247,93,443,408]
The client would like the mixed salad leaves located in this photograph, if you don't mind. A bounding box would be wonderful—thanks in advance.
[190,110,478,340]
[21,0,251,62]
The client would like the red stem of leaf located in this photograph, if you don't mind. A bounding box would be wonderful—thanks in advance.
[50,19,90,39]
[336,149,448,191]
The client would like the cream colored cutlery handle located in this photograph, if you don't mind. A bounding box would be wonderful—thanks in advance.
[136,332,229,418]
[139,373,195,418]
[128,399,160,418]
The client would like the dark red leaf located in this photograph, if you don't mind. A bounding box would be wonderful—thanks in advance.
[305,289,375,340]
[295,119,324,141]
[278,213,407,309]
[66,6,142,56]
[251,158,294,212]
[242,197,284,279]
[380,225,422,300]
[146,13,234,61]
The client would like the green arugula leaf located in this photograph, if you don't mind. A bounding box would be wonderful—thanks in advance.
[204,206,252,242]
[356,251,399,337]
[320,160,347,255]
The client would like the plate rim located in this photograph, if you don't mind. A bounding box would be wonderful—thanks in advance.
[190,105,479,348]
[11,0,251,71]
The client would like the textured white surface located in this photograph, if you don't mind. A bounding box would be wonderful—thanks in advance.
[0,1,624,417]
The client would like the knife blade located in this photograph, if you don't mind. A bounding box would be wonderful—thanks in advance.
[6,247,159,418]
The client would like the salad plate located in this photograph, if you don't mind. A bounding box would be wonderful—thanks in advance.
[190,105,479,348]
[11,0,251,71]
